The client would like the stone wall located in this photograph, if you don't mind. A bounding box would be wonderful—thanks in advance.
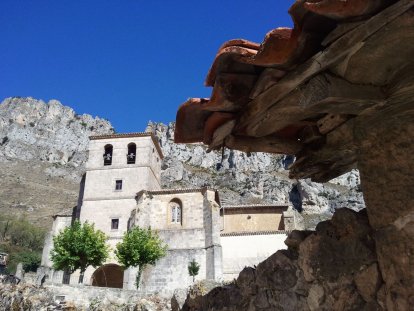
[221,232,288,281]
[221,207,287,233]
[129,189,223,295]
[181,208,385,311]
[41,215,72,267]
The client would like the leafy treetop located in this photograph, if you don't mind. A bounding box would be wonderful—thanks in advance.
[188,259,200,282]
[115,227,167,288]
[51,220,109,282]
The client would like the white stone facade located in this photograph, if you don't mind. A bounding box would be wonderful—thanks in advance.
[40,133,294,295]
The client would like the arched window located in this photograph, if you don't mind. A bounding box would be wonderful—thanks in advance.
[169,199,182,224]
[103,144,113,166]
[127,143,136,164]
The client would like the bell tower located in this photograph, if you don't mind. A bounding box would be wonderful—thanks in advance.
[78,132,163,249]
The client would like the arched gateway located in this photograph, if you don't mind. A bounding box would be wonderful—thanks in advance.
[91,264,124,288]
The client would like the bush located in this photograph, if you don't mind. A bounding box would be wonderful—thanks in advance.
[18,251,41,272]
[0,215,45,250]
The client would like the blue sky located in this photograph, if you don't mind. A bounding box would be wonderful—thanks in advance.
[0,1,294,133]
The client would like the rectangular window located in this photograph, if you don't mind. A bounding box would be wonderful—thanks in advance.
[111,218,119,230]
[115,180,123,191]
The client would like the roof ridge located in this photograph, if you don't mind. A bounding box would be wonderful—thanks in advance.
[222,203,289,208]
[137,187,218,195]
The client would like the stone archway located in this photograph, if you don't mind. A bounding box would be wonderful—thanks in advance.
[91,264,124,288]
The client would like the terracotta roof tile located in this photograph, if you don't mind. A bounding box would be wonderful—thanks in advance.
[205,44,260,87]
[303,0,393,20]
[175,98,212,143]
[175,0,410,170]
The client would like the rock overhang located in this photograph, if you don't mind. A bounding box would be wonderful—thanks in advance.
[174,0,414,183]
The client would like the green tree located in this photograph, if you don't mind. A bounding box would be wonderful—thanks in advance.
[188,259,200,282]
[50,220,110,283]
[115,227,167,289]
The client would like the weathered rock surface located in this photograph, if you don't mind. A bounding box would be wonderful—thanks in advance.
[0,283,171,310]
[0,97,114,228]
[0,283,65,311]
[181,208,384,311]
[0,97,114,175]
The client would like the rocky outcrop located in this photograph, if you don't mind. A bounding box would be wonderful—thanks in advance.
[0,97,114,178]
[0,97,114,228]
[0,283,171,311]
[0,283,65,310]
[181,208,384,311]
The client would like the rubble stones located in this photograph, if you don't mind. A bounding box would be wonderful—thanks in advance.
[0,283,171,311]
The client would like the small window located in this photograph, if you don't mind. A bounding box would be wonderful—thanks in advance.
[115,180,123,191]
[127,143,136,164]
[170,200,182,224]
[111,218,119,230]
[103,144,113,166]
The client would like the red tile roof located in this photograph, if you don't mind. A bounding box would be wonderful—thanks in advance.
[174,0,413,182]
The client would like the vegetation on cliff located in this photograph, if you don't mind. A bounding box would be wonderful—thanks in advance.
[0,214,45,274]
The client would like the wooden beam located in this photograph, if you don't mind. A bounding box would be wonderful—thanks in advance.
[289,120,357,182]
[224,134,302,155]
[203,73,258,112]
[252,73,383,136]
[317,114,349,134]
[207,120,236,151]
[237,0,414,136]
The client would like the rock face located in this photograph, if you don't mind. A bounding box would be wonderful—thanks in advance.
[148,122,364,228]
[0,283,171,311]
[0,97,114,227]
[0,97,114,175]
[181,208,385,311]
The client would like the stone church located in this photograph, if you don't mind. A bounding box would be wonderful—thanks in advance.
[40,132,296,295]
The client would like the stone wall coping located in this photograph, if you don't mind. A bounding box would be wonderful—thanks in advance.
[52,214,72,219]
[136,187,220,204]
[220,230,291,237]
[222,203,289,210]
[89,132,164,159]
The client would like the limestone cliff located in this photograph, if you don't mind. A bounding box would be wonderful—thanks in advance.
[0,97,363,229]
[0,97,114,227]
[0,97,114,176]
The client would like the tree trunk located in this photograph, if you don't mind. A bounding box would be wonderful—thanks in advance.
[78,271,85,284]
[135,266,144,289]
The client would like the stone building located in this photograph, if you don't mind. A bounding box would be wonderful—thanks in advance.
[40,132,295,295]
